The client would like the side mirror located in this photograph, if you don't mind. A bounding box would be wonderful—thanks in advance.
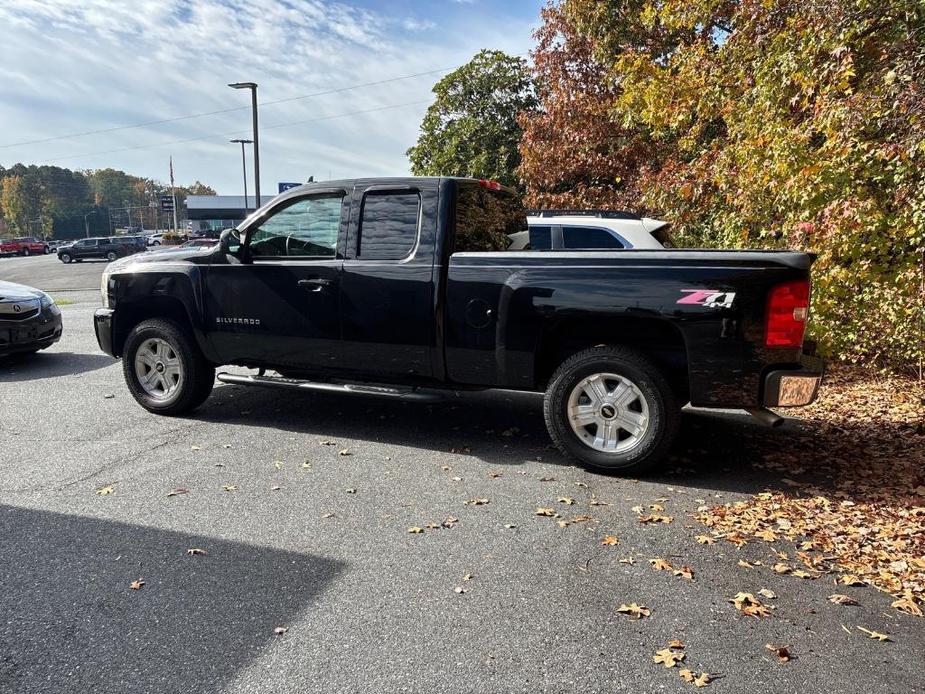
[221,229,242,255]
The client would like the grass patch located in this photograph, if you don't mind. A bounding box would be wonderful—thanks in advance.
[52,297,75,306]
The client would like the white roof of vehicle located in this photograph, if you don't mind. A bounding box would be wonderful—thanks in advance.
[525,214,669,249]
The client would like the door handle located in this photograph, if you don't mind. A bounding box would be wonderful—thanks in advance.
[298,278,334,292]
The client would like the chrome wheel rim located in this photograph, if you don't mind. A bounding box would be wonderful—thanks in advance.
[134,338,183,400]
[567,372,650,453]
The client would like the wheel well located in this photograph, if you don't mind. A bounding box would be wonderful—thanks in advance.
[112,298,194,358]
[535,317,690,400]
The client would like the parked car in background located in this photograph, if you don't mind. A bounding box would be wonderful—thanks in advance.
[112,236,148,255]
[508,210,670,251]
[146,233,165,247]
[57,237,131,264]
[0,280,63,356]
[0,237,50,256]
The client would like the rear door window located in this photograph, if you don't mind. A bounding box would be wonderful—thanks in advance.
[528,225,552,250]
[358,191,420,260]
[563,226,625,249]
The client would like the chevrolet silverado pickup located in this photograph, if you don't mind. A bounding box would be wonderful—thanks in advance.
[94,177,823,473]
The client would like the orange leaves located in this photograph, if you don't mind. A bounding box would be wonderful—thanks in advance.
[639,514,673,525]
[129,579,144,590]
[765,644,791,663]
[828,593,859,605]
[601,535,619,546]
[650,558,672,571]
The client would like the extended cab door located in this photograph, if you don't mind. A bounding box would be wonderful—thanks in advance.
[203,189,348,371]
[338,182,438,381]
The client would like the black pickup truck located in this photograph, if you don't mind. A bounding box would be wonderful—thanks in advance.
[94,177,822,473]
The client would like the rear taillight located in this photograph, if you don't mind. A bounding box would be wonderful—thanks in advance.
[765,279,810,348]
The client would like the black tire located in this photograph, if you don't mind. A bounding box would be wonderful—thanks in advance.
[43,246,50,254]
[122,318,214,415]
[22,248,30,257]
[106,251,117,261]
[59,253,71,264]
[543,345,679,474]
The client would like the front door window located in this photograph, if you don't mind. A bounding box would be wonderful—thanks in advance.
[249,195,342,258]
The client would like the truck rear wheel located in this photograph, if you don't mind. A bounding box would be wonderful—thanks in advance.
[122,318,214,415]
[544,346,679,474]
[59,253,71,264]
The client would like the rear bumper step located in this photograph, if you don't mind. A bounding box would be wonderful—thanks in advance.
[215,372,443,402]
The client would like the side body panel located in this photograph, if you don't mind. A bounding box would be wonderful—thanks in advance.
[444,251,809,407]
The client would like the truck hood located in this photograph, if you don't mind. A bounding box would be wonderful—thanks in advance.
[0,280,44,301]
[107,246,213,271]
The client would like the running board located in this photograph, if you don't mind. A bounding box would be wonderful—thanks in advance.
[215,372,443,402]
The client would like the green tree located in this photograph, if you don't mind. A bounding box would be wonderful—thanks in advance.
[407,49,537,188]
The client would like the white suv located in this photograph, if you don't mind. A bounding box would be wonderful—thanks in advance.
[510,210,670,250]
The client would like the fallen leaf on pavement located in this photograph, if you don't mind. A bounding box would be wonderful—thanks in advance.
[186,548,207,556]
[322,512,335,519]
[488,471,503,478]
[730,592,771,618]
[601,535,619,546]
[650,558,673,571]
[463,573,474,581]
[464,498,489,506]
[166,488,189,497]
[839,575,865,586]
[617,603,650,619]
[129,579,144,590]
[668,639,684,649]
[319,440,336,446]
[828,593,859,605]
[345,488,357,494]
[442,516,459,528]
[535,507,557,517]
[222,485,237,492]
[653,647,685,667]
[190,445,201,451]
[454,586,467,594]
[857,626,891,641]
[338,448,351,456]
[619,556,635,564]
[95,485,114,496]
[674,565,695,580]
[408,526,424,534]
[737,560,754,569]
[758,588,777,599]
[890,595,923,617]
[557,497,576,505]
[695,535,716,545]
[274,626,288,636]
[765,643,791,662]
[639,514,673,524]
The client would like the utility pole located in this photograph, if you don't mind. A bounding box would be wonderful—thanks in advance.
[169,156,179,234]
[84,210,95,238]
[229,82,260,208]
[230,138,253,211]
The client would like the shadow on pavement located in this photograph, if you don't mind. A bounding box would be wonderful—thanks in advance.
[0,505,344,694]
[193,383,806,493]
[0,351,114,382]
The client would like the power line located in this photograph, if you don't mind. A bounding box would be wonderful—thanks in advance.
[0,65,459,150]
[40,99,433,164]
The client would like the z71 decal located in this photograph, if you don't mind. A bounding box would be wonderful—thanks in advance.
[677,289,736,309]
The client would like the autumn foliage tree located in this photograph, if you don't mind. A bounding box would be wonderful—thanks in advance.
[521,0,925,370]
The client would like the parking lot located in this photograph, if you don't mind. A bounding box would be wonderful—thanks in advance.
[1,254,922,693]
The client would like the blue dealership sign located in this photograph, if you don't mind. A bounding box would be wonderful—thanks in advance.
[278,182,301,193]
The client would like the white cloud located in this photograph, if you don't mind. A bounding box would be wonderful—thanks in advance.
[0,0,539,192]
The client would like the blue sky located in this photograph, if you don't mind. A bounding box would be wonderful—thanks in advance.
[0,0,544,193]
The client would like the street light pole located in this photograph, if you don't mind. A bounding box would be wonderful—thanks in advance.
[230,138,253,211]
[84,210,96,238]
[228,82,260,208]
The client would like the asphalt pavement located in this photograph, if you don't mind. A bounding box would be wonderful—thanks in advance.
[0,256,922,694]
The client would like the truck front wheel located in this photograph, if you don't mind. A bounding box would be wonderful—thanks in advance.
[122,318,214,415]
[544,346,679,474]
